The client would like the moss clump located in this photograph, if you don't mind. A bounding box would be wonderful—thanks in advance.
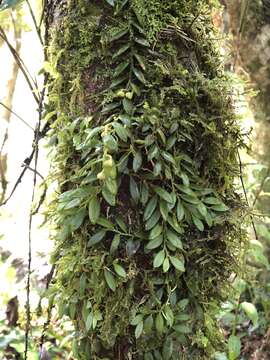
[46,0,247,359]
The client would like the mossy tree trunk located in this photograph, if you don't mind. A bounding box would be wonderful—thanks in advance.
[46,1,246,359]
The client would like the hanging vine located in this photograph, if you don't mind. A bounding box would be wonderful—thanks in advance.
[45,0,247,358]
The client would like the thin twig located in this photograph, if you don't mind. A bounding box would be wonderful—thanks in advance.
[0,102,35,131]
[24,138,39,360]
[25,0,44,45]
[237,150,258,240]
[24,81,45,360]
[38,0,46,32]
[0,150,35,207]
[24,9,50,351]
[39,264,55,354]
[0,27,40,104]
[0,120,51,207]
[23,164,44,180]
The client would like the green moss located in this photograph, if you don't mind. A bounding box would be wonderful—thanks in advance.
[45,0,247,359]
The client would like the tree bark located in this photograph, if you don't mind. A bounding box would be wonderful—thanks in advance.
[46,1,246,359]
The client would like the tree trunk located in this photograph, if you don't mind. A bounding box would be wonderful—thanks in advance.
[46,1,246,359]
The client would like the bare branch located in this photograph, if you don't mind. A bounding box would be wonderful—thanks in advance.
[0,102,35,131]
[25,0,44,45]
[0,27,41,105]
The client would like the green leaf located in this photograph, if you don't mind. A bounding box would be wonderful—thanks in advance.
[149,224,163,240]
[145,210,160,231]
[157,129,166,144]
[134,37,150,47]
[211,204,229,212]
[79,274,87,296]
[130,177,140,203]
[105,177,118,195]
[203,197,222,205]
[131,19,145,34]
[133,151,143,172]
[177,200,185,221]
[198,202,207,217]
[167,215,184,234]
[141,183,149,205]
[101,102,120,114]
[104,269,116,292]
[110,28,128,41]
[160,200,169,221]
[131,82,141,96]
[88,230,106,247]
[103,134,118,152]
[153,162,162,177]
[175,314,191,321]
[134,53,146,71]
[105,0,115,6]
[148,145,159,161]
[240,302,258,326]
[70,208,86,231]
[63,198,81,210]
[102,186,116,206]
[144,315,154,334]
[110,234,121,253]
[144,196,158,221]
[181,173,190,186]
[153,250,165,268]
[113,263,127,278]
[72,339,79,357]
[180,194,200,205]
[155,313,164,334]
[146,235,163,250]
[112,43,130,59]
[166,230,183,250]
[228,335,241,360]
[170,256,185,272]
[131,314,144,326]
[135,321,144,339]
[162,338,173,360]
[177,185,195,196]
[116,216,127,232]
[163,305,174,327]
[133,67,146,83]
[123,98,134,114]
[166,135,177,150]
[163,257,170,272]
[88,196,100,224]
[178,299,189,309]
[97,217,114,229]
[86,312,93,331]
[192,216,204,231]
[153,186,173,203]
[110,75,128,89]
[173,324,192,334]
[126,239,140,256]
[85,127,102,141]
[92,310,102,329]
[113,122,128,142]
[113,60,130,77]
[161,151,175,164]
